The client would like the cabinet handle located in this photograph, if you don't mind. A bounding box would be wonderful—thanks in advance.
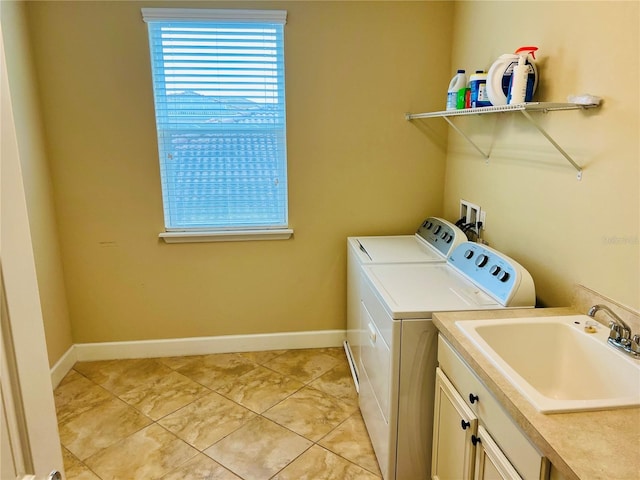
[469,393,479,404]
[471,435,481,446]
[461,420,471,430]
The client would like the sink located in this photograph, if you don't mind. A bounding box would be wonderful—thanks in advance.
[455,315,640,413]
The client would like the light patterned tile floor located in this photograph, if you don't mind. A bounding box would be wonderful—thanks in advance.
[55,347,382,480]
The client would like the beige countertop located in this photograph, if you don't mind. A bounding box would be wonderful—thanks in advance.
[432,307,640,480]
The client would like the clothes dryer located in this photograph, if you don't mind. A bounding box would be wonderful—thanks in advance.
[346,217,465,390]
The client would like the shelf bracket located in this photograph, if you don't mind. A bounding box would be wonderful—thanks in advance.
[442,116,490,160]
[406,103,597,181]
[519,110,583,180]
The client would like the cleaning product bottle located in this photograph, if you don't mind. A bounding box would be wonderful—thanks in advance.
[446,69,466,111]
[507,46,539,104]
[458,86,471,109]
[470,70,490,108]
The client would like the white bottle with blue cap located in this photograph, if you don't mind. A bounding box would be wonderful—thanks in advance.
[446,69,467,111]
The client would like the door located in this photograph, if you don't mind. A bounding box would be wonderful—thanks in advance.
[473,426,523,480]
[1,24,65,480]
[432,367,477,480]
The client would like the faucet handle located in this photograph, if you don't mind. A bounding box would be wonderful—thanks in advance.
[609,323,622,342]
[609,321,632,341]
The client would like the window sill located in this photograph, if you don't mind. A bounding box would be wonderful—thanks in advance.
[159,228,294,244]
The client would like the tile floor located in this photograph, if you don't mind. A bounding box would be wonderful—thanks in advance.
[54,347,382,480]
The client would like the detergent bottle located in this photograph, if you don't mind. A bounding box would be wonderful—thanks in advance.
[470,70,490,108]
[507,46,539,104]
[486,46,539,106]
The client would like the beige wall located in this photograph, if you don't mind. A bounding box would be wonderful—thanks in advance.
[1,1,73,365]
[444,1,639,309]
[5,0,636,360]
[25,1,454,344]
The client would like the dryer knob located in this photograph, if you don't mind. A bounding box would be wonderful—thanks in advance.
[464,249,474,259]
[446,235,453,244]
[440,232,448,240]
[433,225,442,234]
[490,265,501,276]
[475,254,489,267]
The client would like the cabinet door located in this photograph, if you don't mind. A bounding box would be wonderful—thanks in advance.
[432,368,477,480]
[474,425,523,480]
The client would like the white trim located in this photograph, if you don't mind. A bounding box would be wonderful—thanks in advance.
[159,228,293,243]
[50,330,345,390]
[141,8,287,24]
[70,330,345,363]
[49,346,78,389]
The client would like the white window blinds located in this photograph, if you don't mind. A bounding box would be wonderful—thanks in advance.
[142,9,288,231]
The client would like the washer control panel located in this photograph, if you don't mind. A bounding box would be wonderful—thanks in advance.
[416,217,465,258]
[448,242,535,307]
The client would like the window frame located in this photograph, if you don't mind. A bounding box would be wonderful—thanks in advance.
[142,8,292,243]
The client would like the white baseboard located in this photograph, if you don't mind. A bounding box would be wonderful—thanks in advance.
[50,345,78,389]
[51,330,346,387]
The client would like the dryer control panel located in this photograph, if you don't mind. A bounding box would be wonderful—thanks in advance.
[416,217,465,258]
[447,242,535,307]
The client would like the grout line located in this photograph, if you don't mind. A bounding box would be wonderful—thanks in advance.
[57,348,379,479]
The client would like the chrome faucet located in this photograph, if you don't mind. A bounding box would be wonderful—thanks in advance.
[588,304,640,358]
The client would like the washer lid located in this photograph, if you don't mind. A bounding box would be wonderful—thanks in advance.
[363,263,501,319]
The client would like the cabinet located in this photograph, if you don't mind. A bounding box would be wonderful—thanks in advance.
[434,335,550,480]
[474,424,526,480]
[406,102,600,180]
[432,368,477,480]
[433,368,523,480]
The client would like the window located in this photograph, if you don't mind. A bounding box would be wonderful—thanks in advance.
[142,9,290,242]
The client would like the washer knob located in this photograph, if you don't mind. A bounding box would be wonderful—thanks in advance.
[475,254,489,267]
[498,271,511,282]
[440,232,448,240]
[433,225,442,234]
[464,249,474,259]
[490,265,501,276]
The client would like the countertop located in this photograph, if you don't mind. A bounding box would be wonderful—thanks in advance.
[432,307,640,480]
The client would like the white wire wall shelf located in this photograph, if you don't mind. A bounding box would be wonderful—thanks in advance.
[405,102,600,180]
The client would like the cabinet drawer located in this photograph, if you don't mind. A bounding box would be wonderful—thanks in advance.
[438,335,547,480]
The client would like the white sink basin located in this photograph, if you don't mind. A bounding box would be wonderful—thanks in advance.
[456,315,640,413]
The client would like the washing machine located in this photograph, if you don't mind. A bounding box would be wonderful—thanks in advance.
[358,241,535,480]
[345,217,466,390]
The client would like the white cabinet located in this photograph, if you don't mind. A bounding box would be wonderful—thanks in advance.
[434,335,549,480]
[474,425,524,480]
[432,368,477,480]
[433,368,522,480]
